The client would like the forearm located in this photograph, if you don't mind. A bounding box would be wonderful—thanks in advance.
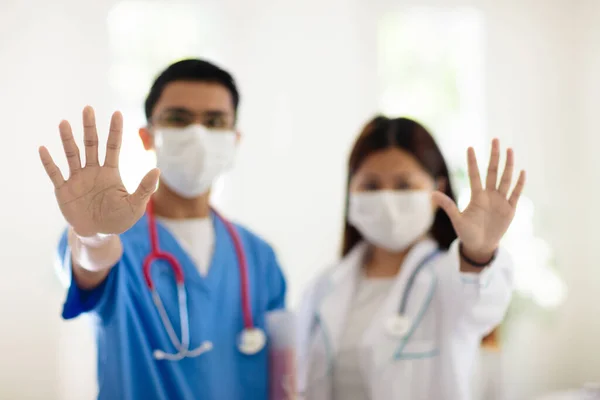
[441,241,514,335]
[68,227,123,290]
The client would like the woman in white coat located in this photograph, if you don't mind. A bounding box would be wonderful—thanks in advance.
[295,116,526,400]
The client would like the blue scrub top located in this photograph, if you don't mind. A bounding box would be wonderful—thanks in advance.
[57,213,287,400]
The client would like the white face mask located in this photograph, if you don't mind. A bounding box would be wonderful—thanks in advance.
[154,124,237,198]
[348,190,435,252]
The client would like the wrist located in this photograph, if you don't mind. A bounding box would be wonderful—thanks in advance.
[70,227,116,247]
[68,228,122,272]
[459,242,497,267]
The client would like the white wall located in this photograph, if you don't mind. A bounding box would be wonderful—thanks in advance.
[480,1,587,397]
[560,0,600,387]
[0,1,114,399]
[0,0,598,399]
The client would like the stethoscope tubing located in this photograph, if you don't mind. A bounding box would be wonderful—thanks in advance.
[142,199,256,359]
[301,249,441,392]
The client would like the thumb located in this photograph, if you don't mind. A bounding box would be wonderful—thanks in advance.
[129,168,160,207]
[431,190,461,227]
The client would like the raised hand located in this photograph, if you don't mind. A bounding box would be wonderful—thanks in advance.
[39,106,160,237]
[432,139,526,260]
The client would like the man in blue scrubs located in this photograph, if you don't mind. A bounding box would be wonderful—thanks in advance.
[39,59,287,400]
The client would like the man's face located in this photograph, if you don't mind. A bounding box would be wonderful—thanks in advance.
[140,80,236,149]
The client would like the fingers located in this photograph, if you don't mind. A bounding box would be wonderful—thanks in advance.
[508,170,526,207]
[59,120,82,175]
[82,106,100,167]
[467,147,483,193]
[497,148,514,196]
[104,111,123,168]
[129,168,160,207]
[432,191,461,228]
[485,138,500,190]
[39,146,65,189]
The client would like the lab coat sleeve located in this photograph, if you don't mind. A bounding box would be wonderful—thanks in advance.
[55,228,120,320]
[437,240,514,337]
[265,247,287,311]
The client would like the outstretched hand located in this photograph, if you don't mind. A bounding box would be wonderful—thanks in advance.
[39,106,160,237]
[432,139,526,261]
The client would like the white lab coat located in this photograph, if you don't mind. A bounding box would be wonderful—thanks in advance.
[295,238,514,400]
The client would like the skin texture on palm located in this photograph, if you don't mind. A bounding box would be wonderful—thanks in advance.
[39,106,160,237]
[432,139,526,271]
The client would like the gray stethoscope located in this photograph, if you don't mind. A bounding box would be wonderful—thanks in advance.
[298,249,441,394]
[383,249,441,338]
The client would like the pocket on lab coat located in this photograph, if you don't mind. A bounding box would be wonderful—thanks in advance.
[302,327,332,400]
[370,339,438,400]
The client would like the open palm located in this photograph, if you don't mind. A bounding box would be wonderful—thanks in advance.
[433,139,526,256]
[39,106,160,237]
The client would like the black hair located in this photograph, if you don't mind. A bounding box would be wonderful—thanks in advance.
[144,58,240,120]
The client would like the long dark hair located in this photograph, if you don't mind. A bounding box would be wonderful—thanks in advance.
[341,116,457,256]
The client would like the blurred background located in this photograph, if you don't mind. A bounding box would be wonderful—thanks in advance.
[0,0,599,399]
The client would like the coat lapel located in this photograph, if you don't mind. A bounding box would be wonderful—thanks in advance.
[316,243,367,357]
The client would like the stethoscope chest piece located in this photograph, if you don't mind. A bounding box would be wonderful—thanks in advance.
[385,314,411,338]
[238,327,266,355]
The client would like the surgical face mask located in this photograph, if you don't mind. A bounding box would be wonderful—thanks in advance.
[348,190,435,252]
[154,124,237,198]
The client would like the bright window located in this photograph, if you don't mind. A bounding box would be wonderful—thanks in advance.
[378,7,565,311]
[106,0,226,203]
[378,7,486,193]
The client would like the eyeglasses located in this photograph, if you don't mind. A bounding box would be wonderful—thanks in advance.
[151,108,233,130]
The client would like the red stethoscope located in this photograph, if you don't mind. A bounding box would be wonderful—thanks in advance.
[142,199,267,361]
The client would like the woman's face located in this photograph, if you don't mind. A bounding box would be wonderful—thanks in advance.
[349,147,440,194]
